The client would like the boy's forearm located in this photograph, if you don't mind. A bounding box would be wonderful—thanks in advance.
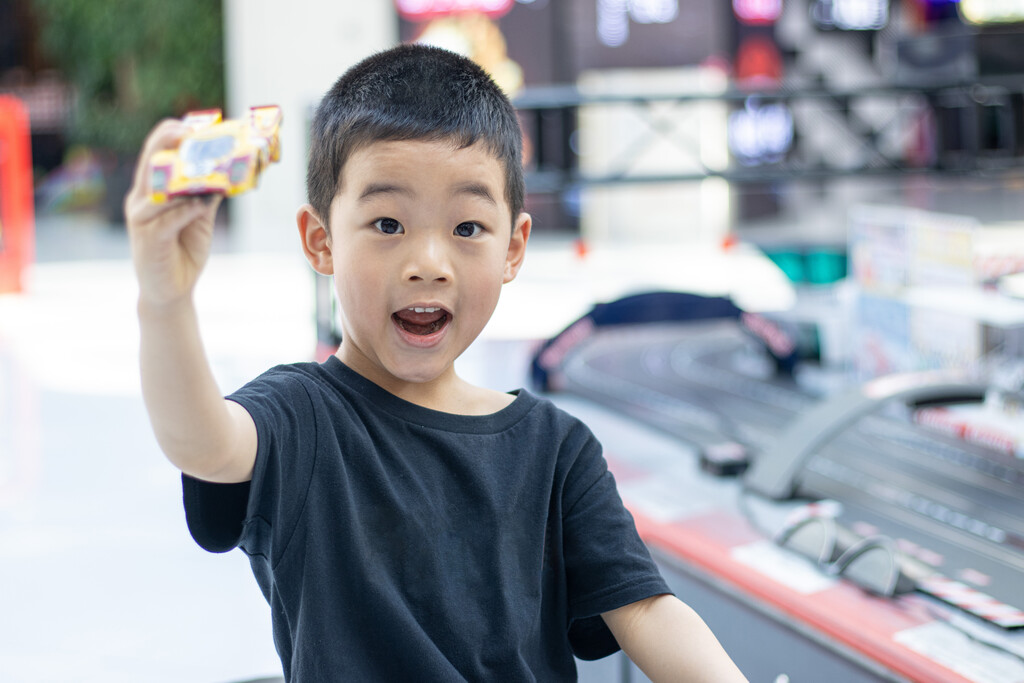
[138,298,253,481]
[604,594,748,683]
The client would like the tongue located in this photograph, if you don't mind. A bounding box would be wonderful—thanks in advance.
[393,310,447,336]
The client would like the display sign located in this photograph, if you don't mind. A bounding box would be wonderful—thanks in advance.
[812,0,890,30]
[398,0,726,80]
[959,0,1024,24]
[597,0,679,47]
[571,0,723,71]
[394,0,514,21]
[728,99,794,165]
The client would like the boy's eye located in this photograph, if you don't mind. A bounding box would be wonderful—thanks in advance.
[454,222,483,238]
[373,218,404,235]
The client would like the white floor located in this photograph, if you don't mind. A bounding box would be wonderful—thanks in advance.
[0,248,303,682]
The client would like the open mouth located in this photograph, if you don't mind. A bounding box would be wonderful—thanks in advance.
[392,307,451,336]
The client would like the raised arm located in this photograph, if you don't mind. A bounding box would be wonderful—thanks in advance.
[603,594,748,682]
[125,121,256,483]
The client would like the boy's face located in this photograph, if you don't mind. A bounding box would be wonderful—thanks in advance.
[317,139,530,400]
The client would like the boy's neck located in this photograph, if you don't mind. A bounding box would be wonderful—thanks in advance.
[334,352,514,416]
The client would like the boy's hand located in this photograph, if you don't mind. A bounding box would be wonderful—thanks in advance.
[125,120,223,309]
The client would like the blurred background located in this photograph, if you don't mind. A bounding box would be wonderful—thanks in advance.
[2,1,1024,681]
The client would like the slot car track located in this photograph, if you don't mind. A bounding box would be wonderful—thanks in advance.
[550,319,1024,630]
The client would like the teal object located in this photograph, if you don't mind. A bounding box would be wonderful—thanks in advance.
[806,250,848,284]
[765,248,847,285]
[768,250,807,284]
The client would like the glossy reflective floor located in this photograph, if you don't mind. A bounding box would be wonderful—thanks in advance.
[1,218,303,682]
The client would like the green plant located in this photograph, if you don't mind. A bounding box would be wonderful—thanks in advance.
[32,0,224,154]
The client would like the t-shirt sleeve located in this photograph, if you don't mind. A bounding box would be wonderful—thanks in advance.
[560,424,672,660]
[181,366,317,561]
[182,474,251,553]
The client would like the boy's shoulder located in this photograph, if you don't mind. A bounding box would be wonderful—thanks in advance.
[236,358,592,437]
[232,360,334,397]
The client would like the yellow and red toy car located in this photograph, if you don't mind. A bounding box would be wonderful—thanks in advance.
[150,105,282,203]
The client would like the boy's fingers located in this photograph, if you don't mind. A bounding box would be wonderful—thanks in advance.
[126,191,185,227]
[204,194,224,214]
[128,188,223,230]
[129,195,219,247]
[129,119,190,200]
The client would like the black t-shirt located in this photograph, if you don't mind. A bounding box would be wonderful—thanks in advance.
[183,357,670,681]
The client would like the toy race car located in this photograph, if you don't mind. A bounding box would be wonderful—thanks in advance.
[150,105,282,203]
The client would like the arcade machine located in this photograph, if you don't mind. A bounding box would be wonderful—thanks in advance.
[534,291,1024,682]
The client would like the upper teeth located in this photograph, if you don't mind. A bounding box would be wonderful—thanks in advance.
[410,307,440,313]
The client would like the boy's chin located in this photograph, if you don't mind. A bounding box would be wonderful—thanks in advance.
[386,359,457,387]
[360,349,453,384]
[339,336,467,394]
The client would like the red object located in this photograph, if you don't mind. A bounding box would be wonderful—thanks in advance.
[0,96,34,294]
[394,0,514,21]
[604,449,999,682]
[625,504,981,683]
[735,35,784,87]
[573,238,589,260]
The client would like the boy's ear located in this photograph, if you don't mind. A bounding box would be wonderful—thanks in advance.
[297,204,333,275]
[503,212,532,284]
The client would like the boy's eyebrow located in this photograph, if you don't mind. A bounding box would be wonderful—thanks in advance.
[452,182,498,206]
[357,182,413,203]
[356,181,499,205]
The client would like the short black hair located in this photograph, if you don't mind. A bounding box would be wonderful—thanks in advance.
[306,44,525,233]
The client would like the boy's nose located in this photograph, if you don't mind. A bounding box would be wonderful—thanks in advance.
[403,234,452,283]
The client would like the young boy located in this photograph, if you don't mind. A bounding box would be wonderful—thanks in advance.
[125,44,747,682]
